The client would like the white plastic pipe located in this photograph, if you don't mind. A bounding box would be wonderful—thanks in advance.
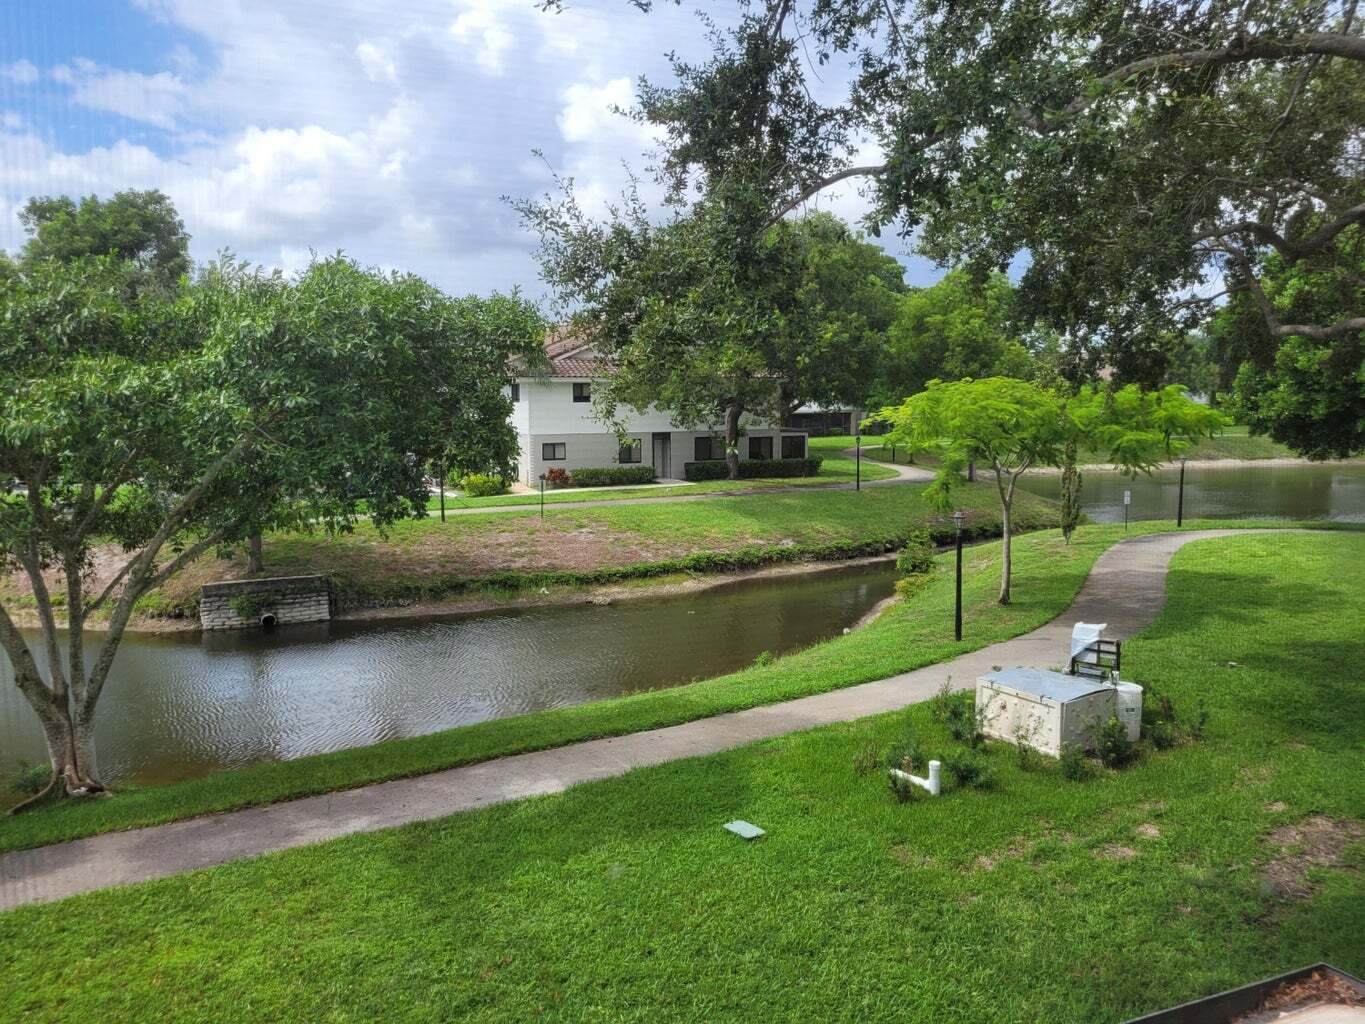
[889,759,941,797]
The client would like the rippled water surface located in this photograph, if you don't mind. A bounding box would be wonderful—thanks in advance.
[1,563,894,785]
[1014,461,1365,524]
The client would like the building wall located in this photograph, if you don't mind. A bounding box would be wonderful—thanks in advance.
[516,378,783,434]
[521,428,799,484]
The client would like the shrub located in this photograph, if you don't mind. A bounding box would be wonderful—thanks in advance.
[460,473,506,497]
[1011,716,1045,771]
[1187,699,1211,741]
[8,760,50,796]
[1059,743,1091,781]
[852,740,882,776]
[1096,716,1136,769]
[1148,718,1179,751]
[543,467,571,488]
[682,457,823,482]
[752,650,775,668]
[888,771,926,803]
[569,465,656,488]
[942,749,993,790]
[944,691,985,748]
[930,679,956,723]
[895,528,936,576]
[228,594,272,619]
[894,574,933,600]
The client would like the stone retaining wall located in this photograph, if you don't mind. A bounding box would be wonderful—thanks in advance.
[199,575,332,630]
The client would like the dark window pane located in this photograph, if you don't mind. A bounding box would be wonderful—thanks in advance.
[619,440,641,464]
[572,382,591,402]
[749,436,773,459]
[542,442,565,460]
[781,434,806,459]
[510,382,520,402]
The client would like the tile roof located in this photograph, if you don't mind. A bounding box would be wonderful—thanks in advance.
[528,327,608,378]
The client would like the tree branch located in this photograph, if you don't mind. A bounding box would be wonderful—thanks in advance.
[765,163,889,228]
[1018,32,1365,131]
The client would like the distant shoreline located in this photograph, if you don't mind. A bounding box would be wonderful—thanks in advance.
[1026,456,1365,476]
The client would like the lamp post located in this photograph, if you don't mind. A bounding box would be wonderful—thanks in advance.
[438,465,446,523]
[1177,457,1187,528]
[855,433,861,491]
[539,473,546,519]
[953,510,965,641]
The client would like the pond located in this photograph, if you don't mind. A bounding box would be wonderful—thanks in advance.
[0,562,895,786]
[1013,461,1365,525]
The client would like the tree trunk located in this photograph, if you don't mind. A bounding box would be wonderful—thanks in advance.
[724,401,741,480]
[1060,441,1081,543]
[967,459,976,482]
[998,498,1012,605]
[247,531,264,574]
[11,705,105,812]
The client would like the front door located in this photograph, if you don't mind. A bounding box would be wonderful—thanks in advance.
[651,433,671,479]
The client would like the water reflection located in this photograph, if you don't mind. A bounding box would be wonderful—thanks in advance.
[1,563,894,785]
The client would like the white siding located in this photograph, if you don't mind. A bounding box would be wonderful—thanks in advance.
[516,377,783,434]
[520,428,795,484]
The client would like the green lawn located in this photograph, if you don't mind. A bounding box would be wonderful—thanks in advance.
[136,478,1031,617]
[428,447,896,511]
[3,516,1214,853]
[2,531,1360,1022]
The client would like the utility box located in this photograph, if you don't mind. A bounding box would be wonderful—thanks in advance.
[976,668,1117,758]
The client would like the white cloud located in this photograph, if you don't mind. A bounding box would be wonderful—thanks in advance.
[449,0,516,76]
[356,42,397,85]
[1,60,39,85]
[2,112,24,131]
[52,60,188,130]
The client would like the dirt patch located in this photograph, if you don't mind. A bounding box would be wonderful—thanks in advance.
[1135,823,1161,839]
[1261,814,1363,900]
[1265,800,1287,813]
[1097,844,1138,861]
[890,844,932,868]
[974,837,1031,871]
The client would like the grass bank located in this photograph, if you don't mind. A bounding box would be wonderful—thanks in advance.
[0,519,1328,855]
[2,531,1360,1022]
[133,479,1034,618]
[429,445,897,511]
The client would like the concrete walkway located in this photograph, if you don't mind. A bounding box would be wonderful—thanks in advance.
[0,529,1270,910]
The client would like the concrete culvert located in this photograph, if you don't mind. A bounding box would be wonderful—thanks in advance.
[260,613,277,628]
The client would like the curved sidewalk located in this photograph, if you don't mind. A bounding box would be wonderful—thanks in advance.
[0,529,1268,910]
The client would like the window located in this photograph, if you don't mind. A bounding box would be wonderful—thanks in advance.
[510,382,520,402]
[572,382,591,403]
[748,436,773,460]
[542,442,566,461]
[694,436,724,461]
[619,439,642,464]
[781,434,806,459]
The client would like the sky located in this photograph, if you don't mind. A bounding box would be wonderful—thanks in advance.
[0,0,948,302]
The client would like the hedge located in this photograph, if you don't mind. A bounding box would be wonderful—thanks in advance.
[569,465,657,487]
[682,457,823,482]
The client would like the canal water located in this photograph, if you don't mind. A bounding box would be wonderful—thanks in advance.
[1014,461,1365,524]
[1,562,895,786]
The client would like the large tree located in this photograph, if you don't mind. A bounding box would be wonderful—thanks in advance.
[0,255,539,807]
[16,190,191,296]
[620,0,1364,455]
[874,268,1035,405]
[518,178,897,478]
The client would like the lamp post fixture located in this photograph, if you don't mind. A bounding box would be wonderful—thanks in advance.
[855,433,862,491]
[952,510,965,641]
[1177,456,1187,528]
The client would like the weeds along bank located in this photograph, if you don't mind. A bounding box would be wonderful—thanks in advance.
[97,482,1058,623]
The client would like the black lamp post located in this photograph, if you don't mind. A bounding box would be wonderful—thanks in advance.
[953,510,965,641]
[1176,456,1187,528]
[539,473,546,519]
[855,433,861,491]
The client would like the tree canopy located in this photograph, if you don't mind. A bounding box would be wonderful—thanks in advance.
[15,189,191,295]
[0,253,541,805]
[626,0,1364,455]
[874,269,1036,405]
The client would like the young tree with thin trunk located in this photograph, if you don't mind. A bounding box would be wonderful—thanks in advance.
[875,378,1227,602]
[0,254,539,810]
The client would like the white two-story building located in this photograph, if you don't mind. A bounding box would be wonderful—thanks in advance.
[511,334,807,485]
